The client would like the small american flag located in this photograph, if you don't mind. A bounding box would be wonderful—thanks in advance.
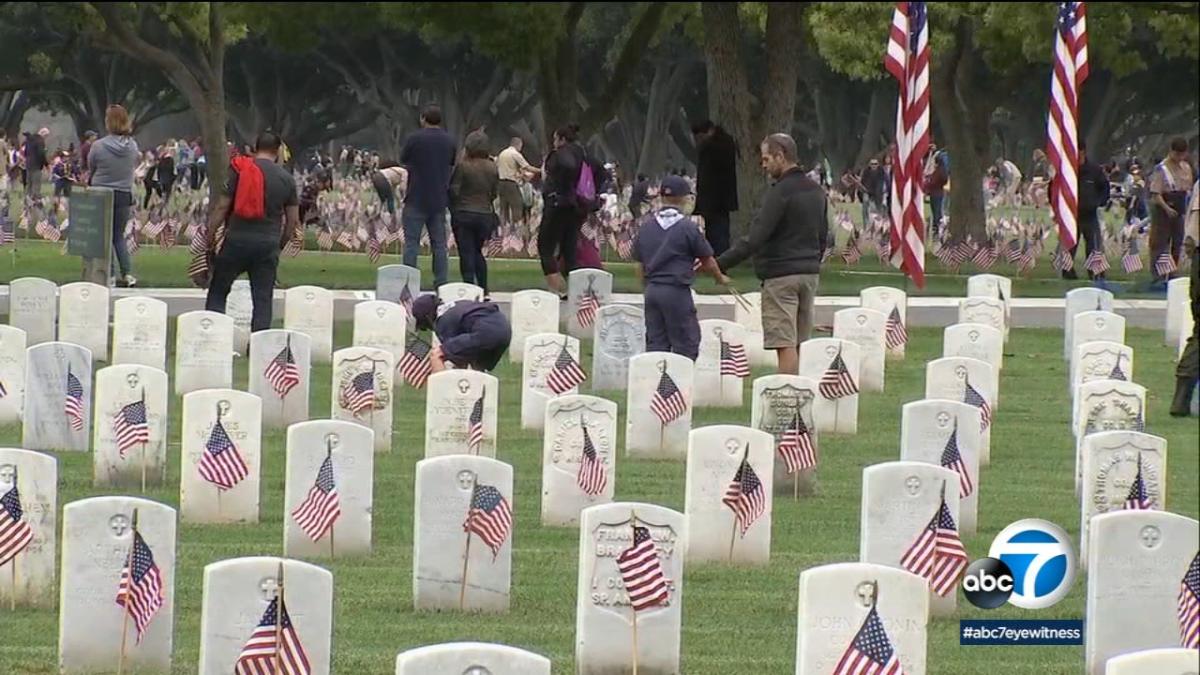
[1154,252,1178,277]
[158,223,176,249]
[399,335,432,388]
[1052,245,1075,272]
[778,408,817,473]
[264,340,301,399]
[283,231,303,258]
[316,225,334,251]
[398,284,415,317]
[1122,238,1143,273]
[0,221,14,246]
[719,339,750,378]
[341,370,376,417]
[487,232,503,257]
[940,424,974,499]
[722,450,766,537]
[1108,355,1127,381]
[962,377,992,432]
[1179,552,1199,649]
[35,219,61,242]
[187,250,209,283]
[842,231,862,265]
[1123,454,1153,510]
[367,234,382,263]
[336,229,357,251]
[900,491,968,596]
[0,468,34,566]
[1085,249,1109,275]
[65,367,84,432]
[832,601,905,675]
[188,224,206,255]
[546,341,586,394]
[577,290,601,328]
[198,419,249,491]
[1018,242,1037,273]
[617,524,669,612]
[1006,239,1024,264]
[463,483,512,559]
[650,370,688,425]
[949,239,974,267]
[467,387,485,454]
[291,451,341,542]
[819,348,859,400]
[884,306,908,349]
[234,596,312,675]
[113,396,150,458]
[972,241,997,270]
[576,418,607,496]
[115,530,165,643]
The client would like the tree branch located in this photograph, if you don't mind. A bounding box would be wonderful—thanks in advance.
[580,2,669,135]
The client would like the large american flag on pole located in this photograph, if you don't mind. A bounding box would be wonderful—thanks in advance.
[650,370,688,425]
[1046,1,1089,251]
[0,468,34,567]
[900,490,968,596]
[617,524,669,612]
[463,483,512,559]
[832,601,905,675]
[576,418,607,496]
[198,419,249,491]
[115,531,165,643]
[778,408,817,474]
[1179,552,1199,649]
[722,450,766,537]
[884,1,929,289]
[234,596,312,675]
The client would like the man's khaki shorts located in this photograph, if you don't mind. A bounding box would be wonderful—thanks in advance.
[761,274,819,349]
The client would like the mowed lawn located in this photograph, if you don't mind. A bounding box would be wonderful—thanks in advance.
[1,323,1197,674]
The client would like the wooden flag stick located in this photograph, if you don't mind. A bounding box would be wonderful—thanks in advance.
[726,284,753,313]
[630,510,640,675]
[140,441,147,494]
[116,509,139,675]
[9,551,16,611]
[458,473,477,611]
[327,440,336,560]
[274,561,284,675]
[727,517,738,563]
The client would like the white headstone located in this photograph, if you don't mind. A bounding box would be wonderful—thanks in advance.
[591,304,645,392]
[283,285,333,364]
[395,643,551,675]
[567,269,614,339]
[331,347,395,453]
[924,357,995,464]
[284,420,374,558]
[1065,288,1114,360]
[57,282,110,362]
[521,334,581,430]
[0,449,56,607]
[174,311,234,395]
[959,297,1007,343]
[798,339,861,435]
[412,455,513,612]
[1085,511,1199,675]
[795,563,929,675]
[734,291,774,367]
[694,319,749,407]
[0,325,27,424]
[248,330,312,430]
[967,274,1012,338]
[353,300,407,364]
[92,365,169,488]
[111,296,168,370]
[751,375,820,496]
[1079,431,1168,565]
[509,290,561,363]
[860,462,962,617]
[860,286,908,359]
[833,308,888,392]
[198,557,332,675]
[625,352,694,459]
[58,497,176,674]
[180,389,262,524]
[376,264,420,306]
[684,425,774,564]
[575,502,685,675]
[1072,341,1135,396]
[1072,311,1126,365]
[899,400,981,534]
[226,279,253,353]
[8,277,57,345]
[424,370,499,458]
[1105,648,1200,675]
[439,282,484,304]
[1074,380,1148,494]
[541,395,617,526]
[943,323,1004,398]
[1165,277,1190,346]
[22,341,92,452]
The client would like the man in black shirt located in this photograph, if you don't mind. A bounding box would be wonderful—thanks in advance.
[204,132,300,331]
[1064,142,1111,280]
[401,105,457,287]
[692,121,739,256]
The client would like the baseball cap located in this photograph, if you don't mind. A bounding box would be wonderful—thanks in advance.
[411,293,441,331]
[660,175,692,197]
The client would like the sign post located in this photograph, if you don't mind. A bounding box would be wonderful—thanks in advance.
[68,187,114,286]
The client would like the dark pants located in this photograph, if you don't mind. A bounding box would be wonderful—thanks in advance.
[537,202,582,275]
[700,210,731,257]
[111,190,133,277]
[1177,247,1200,381]
[452,210,494,293]
[193,163,206,189]
[54,180,71,198]
[498,180,523,226]
[205,233,281,331]
[402,205,448,286]
[929,194,945,236]
[1065,209,1103,279]
[1150,194,1187,281]
[644,283,701,360]
[141,175,161,209]
[371,173,395,215]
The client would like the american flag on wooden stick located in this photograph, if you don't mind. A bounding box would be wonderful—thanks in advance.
[198,418,249,491]
[576,417,607,496]
[463,483,512,559]
[399,335,432,388]
[777,408,817,474]
[115,530,165,643]
[1046,1,1089,251]
[650,370,687,425]
[264,338,301,399]
[64,367,84,432]
[940,422,974,499]
[719,338,750,378]
[546,341,586,394]
[467,387,485,455]
[1123,454,1153,510]
[884,0,930,288]
[1179,552,1200,649]
[722,448,766,537]
[900,488,968,596]
[832,598,905,675]
[234,596,311,675]
[113,395,150,458]
[962,376,992,432]
[617,524,669,612]
[0,468,34,567]
[291,451,341,542]
[884,306,908,350]
[819,348,859,400]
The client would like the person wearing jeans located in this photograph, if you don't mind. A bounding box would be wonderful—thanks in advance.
[87,105,140,287]
[450,130,499,297]
[400,105,456,287]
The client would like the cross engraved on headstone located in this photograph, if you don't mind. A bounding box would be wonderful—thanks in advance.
[713,326,724,339]
[954,365,967,380]
[825,345,838,358]
[260,576,281,600]
[1096,318,1105,329]
[936,411,951,428]
[456,470,477,491]
[200,318,213,331]
[968,330,980,343]
[855,582,875,608]
[376,306,386,318]
[126,373,140,389]
[0,464,15,485]
[724,438,740,455]
[136,302,147,315]
[109,514,131,538]
[531,297,541,307]
[905,476,922,496]
[855,314,867,326]
[458,379,471,394]
[305,292,315,302]
[80,288,91,300]
[54,344,65,360]
[218,400,232,417]
[464,667,493,675]
[1138,525,1161,550]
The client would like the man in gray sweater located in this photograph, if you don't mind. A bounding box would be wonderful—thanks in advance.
[717,133,828,374]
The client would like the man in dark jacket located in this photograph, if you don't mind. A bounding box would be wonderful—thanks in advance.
[692,120,739,256]
[24,128,50,203]
[411,294,512,372]
[717,133,828,375]
[401,105,457,287]
[1064,142,1111,280]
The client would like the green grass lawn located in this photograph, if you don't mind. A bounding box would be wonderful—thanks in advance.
[0,240,1169,299]
[1,323,1196,674]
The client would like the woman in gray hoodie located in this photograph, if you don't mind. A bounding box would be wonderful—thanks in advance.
[87,104,139,287]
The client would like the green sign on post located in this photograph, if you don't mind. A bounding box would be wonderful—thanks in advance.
[68,187,114,285]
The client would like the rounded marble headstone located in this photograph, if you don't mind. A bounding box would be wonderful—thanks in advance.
[284,285,334,364]
[425,370,500,459]
[1078,431,1168,566]
[180,389,263,524]
[92,364,169,488]
[751,374,820,497]
[353,300,407,364]
[566,269,614,339]
[395,642,551,675]
[899,400,982,534]
[8,277,58,345]
[111,296,168,370]
[591,304,645,392]
[248,329,312,430]
[684,425,774,564]
[833,308,888,393]
[625,352,694,459]
[798,339,861,435]
[694,319,749,407]
[1104,648,1200,675]
[924,356,995,464]
[0,448,56,607]
[174,311,235,395]
[541,394,618,526]
[22,341,93,452]
[959,297,1007,344]
[1073,379,1148,494]
[521,334,580,430]
[860,286,908,360]
[944,323,1004,379]
[331,347,395,453]
[1064,288,1114,360]
[509,290,561,364]
[0,325,29,424]
[284,420,375,558]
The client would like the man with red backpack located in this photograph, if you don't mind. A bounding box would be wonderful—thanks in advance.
[538,125,589,297]
[203,132,300,331]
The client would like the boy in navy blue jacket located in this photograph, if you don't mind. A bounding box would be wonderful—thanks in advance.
[632,175,724,360]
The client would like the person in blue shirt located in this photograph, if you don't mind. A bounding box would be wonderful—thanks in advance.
[632,175,725,360]
[400,105,457,287]
[411,294,512,373]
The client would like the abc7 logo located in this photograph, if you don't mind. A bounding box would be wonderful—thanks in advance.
[963,519,1077,610]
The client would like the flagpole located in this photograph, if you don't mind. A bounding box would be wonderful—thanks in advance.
[459,473,477,611]
[116,508,139,675]
[792,398,801,500]
[273,561,284,674]
[215,403,223,519]
[630,510,640,675]
[327,441,337,559]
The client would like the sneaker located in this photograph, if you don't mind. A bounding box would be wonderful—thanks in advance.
[123,274,138,288]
